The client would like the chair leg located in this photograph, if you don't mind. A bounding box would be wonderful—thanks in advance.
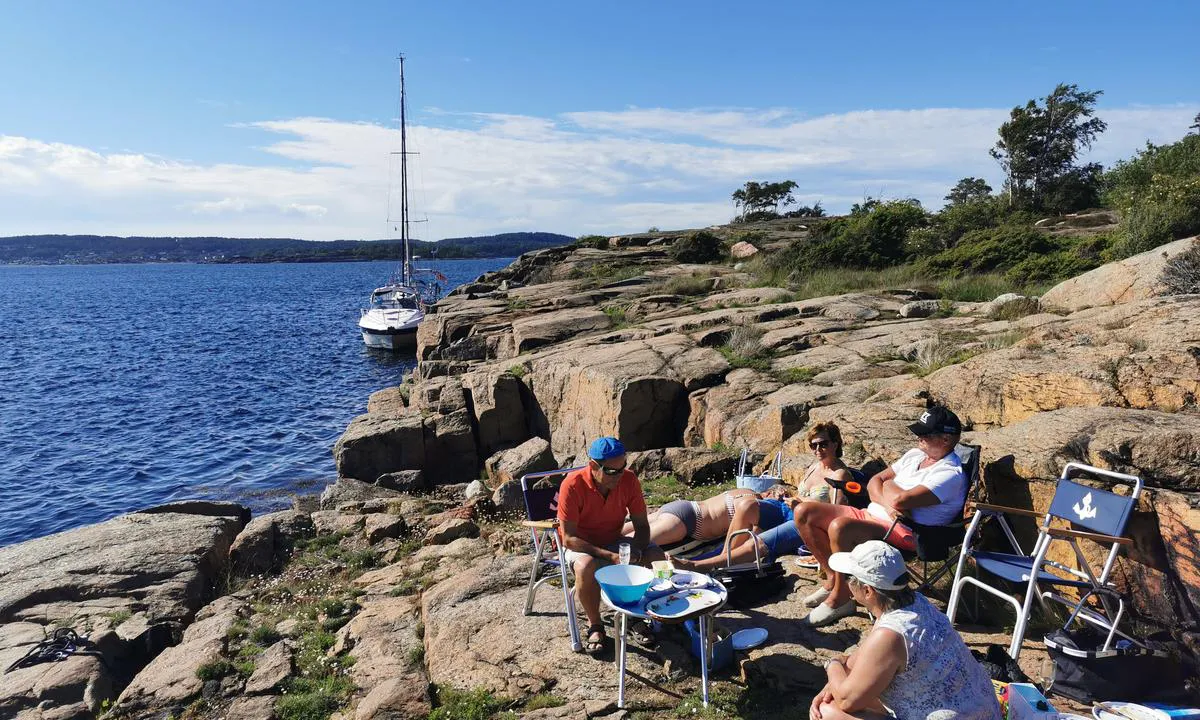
[524,531,547,616]
[1010,542,1052,660]
[558,545,583,652]
[947,514,983,624]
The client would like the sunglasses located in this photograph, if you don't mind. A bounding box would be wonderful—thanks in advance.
[809,441,829,450]
[599,463,627,476]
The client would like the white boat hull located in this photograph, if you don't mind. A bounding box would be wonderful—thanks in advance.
[360,327,417,351]
[358,306,423,353]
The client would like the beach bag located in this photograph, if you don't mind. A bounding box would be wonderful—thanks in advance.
[1043,627,1186,703]
[710,560,786,608]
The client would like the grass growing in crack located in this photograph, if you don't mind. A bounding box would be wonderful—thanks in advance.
[601,304,630,328]
[276,675,356,720]
[717,323,772,371]
[988,296,1041,320]
[104,610,132,626]
[428,687,514,720]
[506,364,526,379]
[663,273,714,296]
[408,644,425,667]
[524,693,566,710]
[195,660,234,681]
[250,624,281,646]
[982,330,1028,351]
[905,335,982,377]
[773,366,819,384]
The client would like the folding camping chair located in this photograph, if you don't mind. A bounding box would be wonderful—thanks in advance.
[520,466,585,653]
[881,442,982,593]
[947,462,1143,660]
[735,449,782,493]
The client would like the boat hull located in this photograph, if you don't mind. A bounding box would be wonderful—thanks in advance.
[361,326,418,351]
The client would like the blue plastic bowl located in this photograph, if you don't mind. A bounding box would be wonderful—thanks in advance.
[595,564,655,605]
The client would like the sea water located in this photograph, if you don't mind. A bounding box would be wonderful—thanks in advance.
[0,259,509,546]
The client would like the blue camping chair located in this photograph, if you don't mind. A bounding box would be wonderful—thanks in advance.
[520,466,585,652]
[947,462,1142,660]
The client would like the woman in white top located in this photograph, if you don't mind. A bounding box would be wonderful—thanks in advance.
[793,406,967,626]
[811,540,1001,720]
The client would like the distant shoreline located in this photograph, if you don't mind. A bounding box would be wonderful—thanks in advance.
[0,231,573,265]
[0,255,520,267]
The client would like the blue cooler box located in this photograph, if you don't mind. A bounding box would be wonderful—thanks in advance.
[683,620,734,671]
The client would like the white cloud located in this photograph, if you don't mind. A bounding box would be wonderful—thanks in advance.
[0,103,1196,240]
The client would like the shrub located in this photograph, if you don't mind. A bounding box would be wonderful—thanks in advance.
[773,200,928,271]
[1159,241,1200,295]
[920,224,1059,276]
[783,202,825,218]
[669,231,725,264]
[718,325,771,371]
[574,235,608,249]
[988,297,1041,320]
[249,625,281,646]
[1105,174,1200,259]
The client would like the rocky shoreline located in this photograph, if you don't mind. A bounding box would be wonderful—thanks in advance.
[3,220,1198,719]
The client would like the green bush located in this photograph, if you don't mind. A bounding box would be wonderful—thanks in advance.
[920,224,1059,276]
[1103,134,1200,208]
[1105,174,1200,259]
[574,235,608,249]
[670,231,725,263]
[772,200,928,271]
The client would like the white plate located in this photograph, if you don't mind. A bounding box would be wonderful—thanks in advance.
[731,627,768,650]
[793,557,820,569]
[645,588,722,619]
[1093,703,1170,720]
[670,571,709,590]
[647,578,674,595]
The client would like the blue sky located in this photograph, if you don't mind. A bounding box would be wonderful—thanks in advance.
[1,0,1197,240]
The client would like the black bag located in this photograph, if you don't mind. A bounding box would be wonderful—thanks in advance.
[710,561,786,608]
[1044,627,1186,703]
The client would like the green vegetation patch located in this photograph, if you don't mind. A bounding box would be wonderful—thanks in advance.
[428,687,513,720]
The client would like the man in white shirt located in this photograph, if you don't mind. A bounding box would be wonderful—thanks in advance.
[792,406,966,626]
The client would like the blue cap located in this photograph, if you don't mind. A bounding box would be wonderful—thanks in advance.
[588,437,626,461]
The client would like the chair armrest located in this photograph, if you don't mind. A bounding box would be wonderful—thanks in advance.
[970,502,1043,518]
[1046,526,1132,546]
[521,520,559,530]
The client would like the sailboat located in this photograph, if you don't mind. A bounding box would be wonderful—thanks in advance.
[358,55,446,351]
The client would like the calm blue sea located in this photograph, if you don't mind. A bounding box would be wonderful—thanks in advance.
[0,259,509,547]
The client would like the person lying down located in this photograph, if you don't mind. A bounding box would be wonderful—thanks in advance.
[621,485,791,548]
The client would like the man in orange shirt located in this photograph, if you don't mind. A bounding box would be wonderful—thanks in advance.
[557,436,665,655]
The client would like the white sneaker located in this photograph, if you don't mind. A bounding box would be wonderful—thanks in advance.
[802,586,831,608]
[805,600,857,627]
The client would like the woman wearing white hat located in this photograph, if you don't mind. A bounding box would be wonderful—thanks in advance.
[810,540,1000,720]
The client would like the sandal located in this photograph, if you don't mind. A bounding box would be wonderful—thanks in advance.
[584,624,607,655]
[630,619,656,647]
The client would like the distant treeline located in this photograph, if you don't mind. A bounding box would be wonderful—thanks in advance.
[0,232,574,265]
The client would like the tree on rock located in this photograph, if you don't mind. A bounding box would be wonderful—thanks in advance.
[1190,112,1200,136]
[991,83,1107,213]
[732,180,799,221]
[945,177,993,207]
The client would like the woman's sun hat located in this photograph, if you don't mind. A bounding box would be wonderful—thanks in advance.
[828,540,908,590]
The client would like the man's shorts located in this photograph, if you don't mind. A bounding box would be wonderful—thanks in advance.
[564,538,661,569]
[823,504,917,551]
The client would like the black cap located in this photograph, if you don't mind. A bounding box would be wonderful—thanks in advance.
[908,406,962,436]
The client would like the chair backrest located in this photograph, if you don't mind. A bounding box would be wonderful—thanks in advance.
[1047,463,1142,537]
[954,442,983,517]
[520,467,584,522]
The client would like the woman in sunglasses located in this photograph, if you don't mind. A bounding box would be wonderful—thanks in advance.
[668,423,851,573]
[796,422,854,504]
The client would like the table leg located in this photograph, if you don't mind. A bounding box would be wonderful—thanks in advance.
[699,613,710,708]
[617,614,627,708]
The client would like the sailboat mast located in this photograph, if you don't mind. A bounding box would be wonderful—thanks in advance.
[398,54,410,286]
